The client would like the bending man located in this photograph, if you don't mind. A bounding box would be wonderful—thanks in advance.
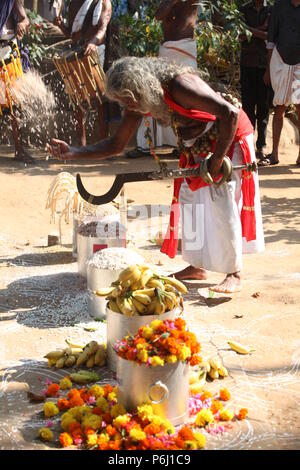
[48,57,265,293]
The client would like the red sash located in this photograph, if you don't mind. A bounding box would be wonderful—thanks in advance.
[161,91,256,258]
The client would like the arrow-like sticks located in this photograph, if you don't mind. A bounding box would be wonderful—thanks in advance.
[76,159,257,206]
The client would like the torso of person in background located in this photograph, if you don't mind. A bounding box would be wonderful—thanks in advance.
[161,0,199,42]
[69,0,106,44]
[240,1,272,68]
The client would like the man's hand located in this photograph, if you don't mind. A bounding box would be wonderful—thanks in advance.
[16,19,29,40]
[208,156,224,180]
[46,139,78,161]
[84,41,98,56]
[53,15,63,28]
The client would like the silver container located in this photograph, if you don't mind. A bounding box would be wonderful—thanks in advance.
[87,267,122,320]
[77,235,126,278]
[116,358,189,426]
[106,306,181,372]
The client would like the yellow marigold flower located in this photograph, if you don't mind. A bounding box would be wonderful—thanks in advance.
[44,401,59,418]
[108,392,117,402]
[87,433,98,448]
[137,348,148,363]
[136,343,146,350]
[166,355,177,363]
[194,432,206,449]
[146,25,150,35]
[88,385,104,398]
[82,414,102,431]
[110,404,127,419]
[195,409,214,427]
[38,427,53,442]
[96,396,109,412]
[113,414,131,429]
[59,377,72,390]
[129,428,146,441]
[98,433,110,444]
[113,386,118,394]
[151,356,164,367]
[137,404,154,421]
[178,345,191,361]
[219,409,234,421]
[142,326,154,339]
[61,414,77,431]
[149,415,163,426]
[150,320,163,330]
[184,440,198,450]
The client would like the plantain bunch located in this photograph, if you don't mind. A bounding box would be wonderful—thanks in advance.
[94,264,188,316]
[202,358,229,381]
[44,340,106,369]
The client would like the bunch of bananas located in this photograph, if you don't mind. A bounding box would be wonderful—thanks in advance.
[44,340,106,369]
[202,358,228,381]
[94,264,187,317]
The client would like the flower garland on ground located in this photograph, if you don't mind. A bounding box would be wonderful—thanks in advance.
[37,379,248,450]
[113,318,202,367]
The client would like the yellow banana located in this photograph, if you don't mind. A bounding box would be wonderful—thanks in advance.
[76,349,89,367]
[55,357,66,369]
[154,297,166,315]
[161,276,188,294]
[44,350,65,360]
[63,347,73,356]
[201,361,211,373]
[129,280,142,291]
[146,298,157,315]
[108,300,121,313]
[47,358,57,368]
[94,345,106,366]
[65,339,85,350]
[110,286,124,298]
[227,340,254,355]
[209,358,222,370]
[94,287,114,297]
[118,265,141,286]
[133,288,156,298]
[65,355,76,367]
[117,296,134,316]
[218,365,228,377]
[164,284,179,295]
[86,355,95,368]
[189,370,200,385]
[140,269,154,288]
[162,292,175,311]
[121,279,132,289]
[132,292,152,305]
[86,341,99,357]
[147,278,165,290]
[131,297,147,315]
[208,368,219,380]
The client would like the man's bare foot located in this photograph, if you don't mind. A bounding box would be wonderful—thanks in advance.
[210,273,241,294]
[15,149,35,163]
[173,265,208,281]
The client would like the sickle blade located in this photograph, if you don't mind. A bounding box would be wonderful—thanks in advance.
[76,173,125,205]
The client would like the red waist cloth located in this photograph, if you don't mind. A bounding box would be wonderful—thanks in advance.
[161,91,256,258]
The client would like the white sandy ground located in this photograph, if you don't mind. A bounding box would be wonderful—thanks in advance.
[0,117,299,449]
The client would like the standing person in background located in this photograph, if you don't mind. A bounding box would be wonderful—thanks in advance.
[54,0,112,146]
[264,0,300,166]
[127,0,199,158]
[239,0,272,165]
[0,0,33,162]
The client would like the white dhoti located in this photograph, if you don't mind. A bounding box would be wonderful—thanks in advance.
[179,134,265,274]
[270,47,300,106]
[136,38,197,152]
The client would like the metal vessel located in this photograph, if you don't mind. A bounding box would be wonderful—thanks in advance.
[87,267,122,319]
[116,358,189,426]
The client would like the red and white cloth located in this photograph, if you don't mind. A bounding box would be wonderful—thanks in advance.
[270,47,300,106]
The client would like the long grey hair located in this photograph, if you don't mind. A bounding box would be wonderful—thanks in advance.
[105,56,197,126]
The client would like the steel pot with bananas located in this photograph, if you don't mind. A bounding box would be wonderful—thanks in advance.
[98,264,188,371]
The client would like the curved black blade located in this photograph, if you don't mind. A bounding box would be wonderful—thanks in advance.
[76,171,156,206]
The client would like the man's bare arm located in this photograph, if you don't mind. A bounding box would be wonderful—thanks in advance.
[13,0,30,39]
[93,0,112,45]
[170,74,239,159]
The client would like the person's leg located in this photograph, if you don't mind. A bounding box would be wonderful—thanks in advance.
[269,104,286,163]
[256,68,270,155]
[11,114,34,162]
[97,101,109,140]
[240,66,257,130]
[296,104,300,165]
[210,272,241,293]
[173,265,208,281]
[75,107,86,147]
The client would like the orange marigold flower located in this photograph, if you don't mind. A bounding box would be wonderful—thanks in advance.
[143,423,161,435]
[126,350,136,361]
[102,412,113,424]
[67,389,81,400]
[237,408,248,420]
[189,355,202,366]
[174,318,186,330]
[59,432,73,448]
[103,384,113,397]
[57,398,70,411]
[69,422,81,434]
[201,390,213,401]
[46,383,60,397]
[211,400,223,415]
[220,388,231,401]
[106,425,117,437]
[69,396,84,407]
[175,437,185,449]
[178,426,194,441]
[92,407,103,416]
